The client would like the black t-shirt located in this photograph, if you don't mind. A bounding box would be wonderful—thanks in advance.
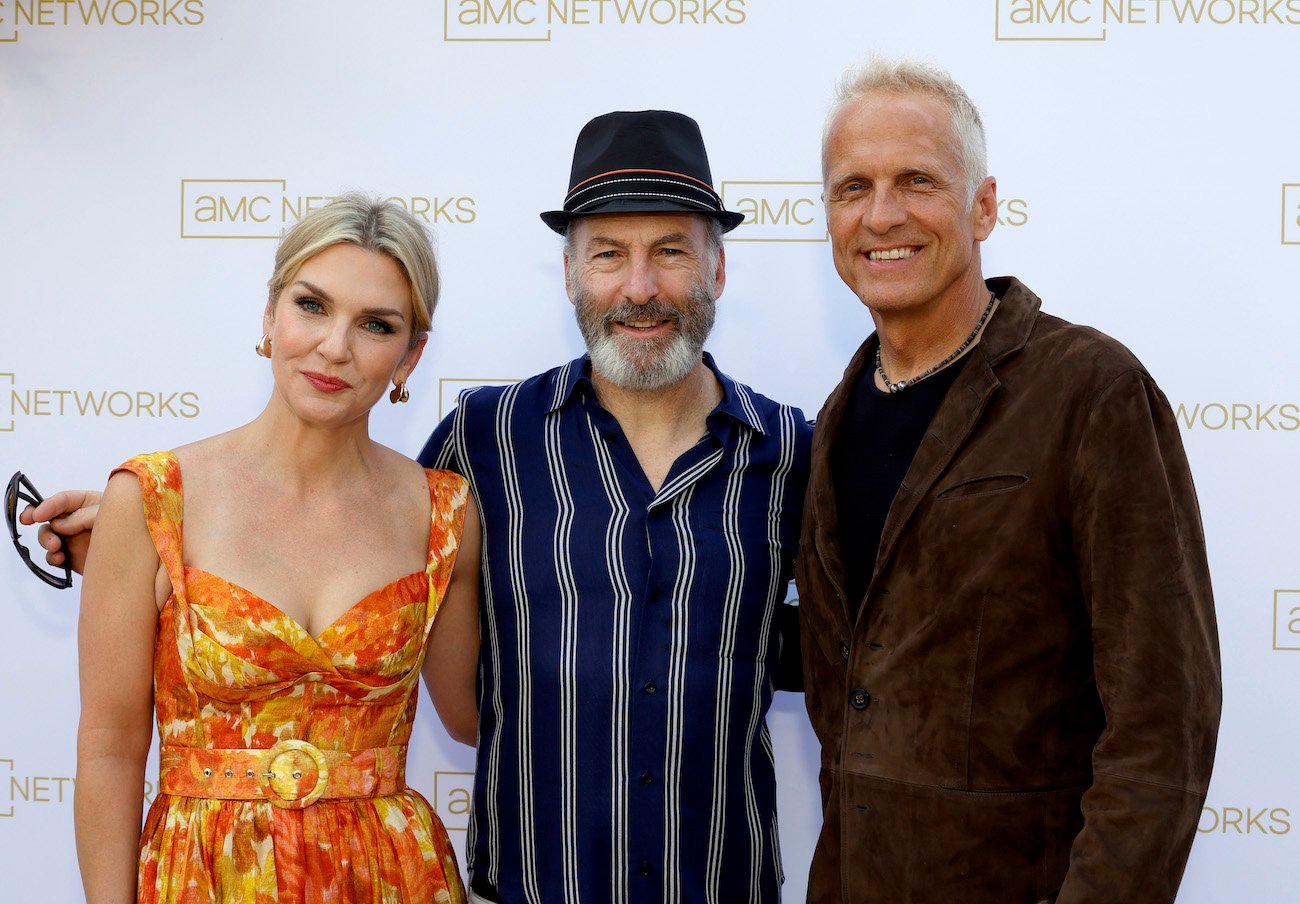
[831,348,970,619]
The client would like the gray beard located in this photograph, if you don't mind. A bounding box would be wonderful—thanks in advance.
[574,281,716,392]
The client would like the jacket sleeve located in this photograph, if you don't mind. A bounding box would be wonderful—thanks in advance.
[417,407,463,472]
[1056,368,1221,903]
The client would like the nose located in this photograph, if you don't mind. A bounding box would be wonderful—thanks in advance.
[862,185,907,234]
[317,318,352,363]
[621,253,660,305]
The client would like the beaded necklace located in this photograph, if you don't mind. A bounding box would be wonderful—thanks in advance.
[876,291,997,394]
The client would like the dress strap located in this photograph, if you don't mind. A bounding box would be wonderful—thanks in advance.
[421,469,469,634]
[112,451,187,599]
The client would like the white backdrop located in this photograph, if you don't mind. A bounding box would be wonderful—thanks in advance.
[2,1,1297,900]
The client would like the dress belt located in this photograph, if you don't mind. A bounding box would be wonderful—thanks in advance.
[160,740,406,809]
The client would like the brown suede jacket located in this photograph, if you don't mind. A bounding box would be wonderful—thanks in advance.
[796,277,1221,904]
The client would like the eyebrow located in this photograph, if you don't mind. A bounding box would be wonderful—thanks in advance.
[653,232,693,246]
[587,231,695,249]
[291,279,334,302]
[291,279,408,320]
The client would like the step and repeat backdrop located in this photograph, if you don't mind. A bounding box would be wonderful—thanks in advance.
[1,1,1296,900]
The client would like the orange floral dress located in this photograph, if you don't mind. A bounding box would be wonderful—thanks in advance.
[116,452,468,904]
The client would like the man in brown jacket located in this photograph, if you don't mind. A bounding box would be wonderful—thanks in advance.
[796,57,1222,903]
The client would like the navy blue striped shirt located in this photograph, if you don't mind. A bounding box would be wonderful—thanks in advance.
[418,353,811,904]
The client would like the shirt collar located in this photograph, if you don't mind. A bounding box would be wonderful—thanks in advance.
[547,352,769,436]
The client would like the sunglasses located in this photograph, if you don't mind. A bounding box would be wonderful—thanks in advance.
[5,471,74,590]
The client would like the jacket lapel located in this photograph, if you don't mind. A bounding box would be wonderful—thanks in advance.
[808,277,1042,629]
[868,278,1042,599]
[869,354,1000,591]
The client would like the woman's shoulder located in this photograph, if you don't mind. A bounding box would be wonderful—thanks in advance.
[369,444,470,525]
[105,454,178,537]
[164,429,267,495]
[170,429,240,471]
[419,463,470,511]
[113,450,180,497]
[368,443,462,491]
[422,466,469,495]
[117,430,246,505]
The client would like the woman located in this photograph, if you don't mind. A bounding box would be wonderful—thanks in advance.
[75,194,479,903]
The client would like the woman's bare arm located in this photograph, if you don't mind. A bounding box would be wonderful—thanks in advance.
[422,495,482,747]
[75,471,161,904]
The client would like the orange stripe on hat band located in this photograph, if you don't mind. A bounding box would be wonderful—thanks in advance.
[567,167,717,194]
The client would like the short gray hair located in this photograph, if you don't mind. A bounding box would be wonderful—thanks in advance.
[822,57,988,205]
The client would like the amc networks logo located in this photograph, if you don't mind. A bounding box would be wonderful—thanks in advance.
[443,0,746,42]
[0,0,204,43]
[994,0,1300,42]
[1284,184,1300,244]
[2,371,200,435]
[438,378,519,420]
[1199,805,1291,835]
[1173,402,1300,432]
[722,182,824,243]
[1273,590,1300,651]
[180,180,477,239]
[1,757,74,817]
[433,770,474,831]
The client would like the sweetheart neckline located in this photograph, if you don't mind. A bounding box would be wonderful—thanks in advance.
[183,565,426,644]
[142,450,437,646]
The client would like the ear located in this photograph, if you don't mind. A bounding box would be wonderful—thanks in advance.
[563,250,576,306]
[393,334,428,385]
[712,245,727,299]
[262,302,274,337]
[971,176,998,242]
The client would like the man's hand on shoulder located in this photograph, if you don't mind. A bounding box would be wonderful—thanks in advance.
[19,489,101,575]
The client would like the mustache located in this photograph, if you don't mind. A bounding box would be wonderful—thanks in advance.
[600,299,682,327]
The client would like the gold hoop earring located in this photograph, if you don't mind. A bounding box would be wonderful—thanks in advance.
[389,382,410,404]
[255,334,272,358]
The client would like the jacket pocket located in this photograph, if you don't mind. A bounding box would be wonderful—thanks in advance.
[935,472,1029,499]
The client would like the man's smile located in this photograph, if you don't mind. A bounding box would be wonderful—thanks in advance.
[866,246,921,261]
[617,317,675,331]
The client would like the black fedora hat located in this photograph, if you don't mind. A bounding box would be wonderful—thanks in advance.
[540,110,745,234]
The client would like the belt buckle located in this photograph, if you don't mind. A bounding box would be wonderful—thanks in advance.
[259,739,330,809]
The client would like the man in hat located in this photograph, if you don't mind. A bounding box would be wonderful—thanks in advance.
[796,57,1221,902]
[413,110,809,902]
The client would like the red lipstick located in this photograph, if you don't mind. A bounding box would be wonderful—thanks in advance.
[303,371,352,393]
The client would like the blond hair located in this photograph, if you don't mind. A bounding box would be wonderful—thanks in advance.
[267,193,439,343]
[823,57,988,205]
